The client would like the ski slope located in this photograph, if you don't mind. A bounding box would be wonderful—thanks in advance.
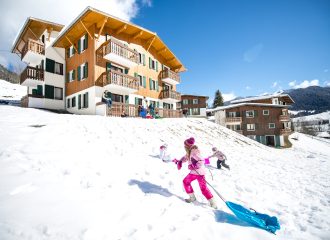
[0,106,329,240]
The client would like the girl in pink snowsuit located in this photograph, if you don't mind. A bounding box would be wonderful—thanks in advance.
[177,138,218,209]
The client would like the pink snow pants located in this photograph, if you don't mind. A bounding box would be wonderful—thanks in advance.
[183,173,213,200]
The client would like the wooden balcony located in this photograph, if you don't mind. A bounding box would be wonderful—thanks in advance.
[280,129,291,135]
[160,69,181,85]
[95,69,139,94]
[225,117,242,123]
[21,39,45,64]
[156,108,182,118]
[161,89,181,103]
[20,66,44,87]
[98,38,139,68]
[279,115,290,122]
[234,130,243,134]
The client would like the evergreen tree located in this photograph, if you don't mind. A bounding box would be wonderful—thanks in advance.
[213,90,224,108]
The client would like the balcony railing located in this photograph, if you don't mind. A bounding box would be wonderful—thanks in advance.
[280,129,291,135]
[20,66,44,86]
[279,115,290,121]
[98,38,139,68]
[225,117,242,123]
[155,108,182,118]
[160,69,181,84]
[161,89,181,101]
[234,130,243,134]
[95,69,139,93]
[21,38,45,63]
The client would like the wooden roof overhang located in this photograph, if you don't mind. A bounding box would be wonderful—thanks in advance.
[52,6,187,73]
[11,17,64,54]
[280,95,295,104]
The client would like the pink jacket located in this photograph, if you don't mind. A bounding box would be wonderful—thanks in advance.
[180,148,206,175]
[209,150,226,161]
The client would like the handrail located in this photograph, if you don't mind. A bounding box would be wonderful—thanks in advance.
[225,117,242,122]
[160,68,181,83]
[161,89,181,101]
[99,38,139,64]
[20,66,44,85]
[95,69,139,90]
[21,38,45,61]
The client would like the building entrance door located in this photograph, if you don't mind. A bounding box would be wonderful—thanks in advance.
[266,136,275,146]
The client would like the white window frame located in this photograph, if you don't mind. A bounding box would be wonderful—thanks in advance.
[54,87,63,100]
[247,135,256,141]
[272,98,278,105]
[135,49,143,65]
[71,97,75,108]
[283,122,289,128]
[138,74,143,88]
[81,35,86,53]
[150,58,156,71]
[183,99,188,104]
[79,63,88,81]
[69,46,75,58]
[246,110,254,118]
[229,112,236,117]
[263,109,269,115]
[269,123,275,128]
[193,99,198,104]
[247,124,255,131]
[82,92,88,109]
[151,79,157,91]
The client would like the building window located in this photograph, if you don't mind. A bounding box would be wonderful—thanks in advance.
[246,110,254,117]
[247,124,255,131]
[229,112,236,117]
[112,64,124,73]
[247,135,256,141]
[282,110,288,115]
[263,110,269,115]
[269,123,275,128]
[55,62,63,75]
[112,93,123,103]
[183,99,188,104]
[283,122,289,128]
[138,75,143,87]
[193,99,198,104]
[138,52,142,64]
[54,87,63,100]
[164,103,171,109]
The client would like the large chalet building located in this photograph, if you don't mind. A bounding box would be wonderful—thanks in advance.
[177,94,209,117]
[208,94,294,147]
[11,7,186,117]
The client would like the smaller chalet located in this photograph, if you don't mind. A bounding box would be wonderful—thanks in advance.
[177,94,209,117]
[207,94,295,147]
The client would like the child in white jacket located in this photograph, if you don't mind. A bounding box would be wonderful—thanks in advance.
[160,143,170,162]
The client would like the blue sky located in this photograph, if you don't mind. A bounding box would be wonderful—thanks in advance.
[1,0,329,103]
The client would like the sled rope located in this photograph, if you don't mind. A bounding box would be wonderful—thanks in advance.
[209,170,213,180]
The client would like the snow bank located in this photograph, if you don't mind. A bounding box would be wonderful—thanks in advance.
[0,106,329,240]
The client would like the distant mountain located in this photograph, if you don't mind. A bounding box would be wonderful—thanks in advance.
[0,64,19,84]
[225,86,330,115]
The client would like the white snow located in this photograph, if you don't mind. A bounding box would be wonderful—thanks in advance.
[0,80,27,101]
[0,106,330,240]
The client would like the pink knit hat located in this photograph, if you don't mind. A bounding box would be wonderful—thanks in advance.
[184,138,195,148]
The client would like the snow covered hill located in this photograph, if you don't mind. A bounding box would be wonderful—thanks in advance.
[0,79,27,103]
[0,106,329,240]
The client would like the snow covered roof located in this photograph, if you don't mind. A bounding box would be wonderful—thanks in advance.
[181,94,210,99]
[230,94,295,104]
[207,102,291,113]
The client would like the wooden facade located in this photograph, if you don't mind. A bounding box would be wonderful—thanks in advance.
[179,95,209,109]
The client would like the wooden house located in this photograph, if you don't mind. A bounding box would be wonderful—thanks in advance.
[12,7,186,118]
[207,94,294,147]
[177,94,209,117]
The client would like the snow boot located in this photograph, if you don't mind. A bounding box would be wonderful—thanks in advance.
[208,197,218,209]
[185,193,196,203]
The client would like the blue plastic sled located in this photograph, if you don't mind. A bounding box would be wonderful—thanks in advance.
[140,109,147,117]
[226,201,280,234]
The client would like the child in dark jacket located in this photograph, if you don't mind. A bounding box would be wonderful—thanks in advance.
[209,147,230,170]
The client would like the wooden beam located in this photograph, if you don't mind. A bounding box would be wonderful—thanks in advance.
[47,27,53,42]
[116,24,127,34]
[28,27,39,41]
[97,17,108,28]
[132,30,143,40]
[80,20,93,40]
[65,35,77,52]
[146,36,156,52]
[166,57,176,63]
[157,47,167,54]
[174,66,182,73]
[97,17,108,41]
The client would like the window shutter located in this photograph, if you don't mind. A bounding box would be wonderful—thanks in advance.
[77,66,81,81]
[149,57,152,69]
[78,94,81,109]
[162,64,165,71]
[171,86,173,90]
[156,61,158,72]
[67,99,70,108]
[275,136,280,147]
[50,85,54,99]
[107,92,112,99]
[106,62,111,71]
[73,96,76,107]
[42,35,45,43]
[78,39,81,54]
[254,110,258,117]
[125,69,129,74]
[256,136,261,143]
[44,85,54,99]
[226,112,229,118]
[143,76,146,88]
[198,108,200,115]
[72,46,75,54]
[255,124,259,130]
[149,78,152,90]
[125,95,129,104]
[41,60,44,70]
[236,112,240,117]
[198,99,200,104]
[85,92,89,108]
[135,73,138,78]
[243,111,246,117]
[143,54,145,66]
[261,136,266,145]
[73,69,75,80]
[45,58,55,73]
[84,34,88,50]
[67,48,70,58]
[135,97,138,105]
[236,125,240,130]
[157,101,159,108]
[67,73,70,83]
[32,89,37,95]
[163,83,165,89]
[156,81,159,92]
[244,124,247,130]
[84,62,88,78]
[171,104,173,109]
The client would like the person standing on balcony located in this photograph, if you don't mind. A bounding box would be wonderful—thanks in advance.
[141,96,148,118]
[183,109,188,118]
[149,101,155,117]
[209,147,230,170]
[102,90,112,109]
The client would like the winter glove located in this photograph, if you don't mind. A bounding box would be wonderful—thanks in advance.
[177,160,182,170]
